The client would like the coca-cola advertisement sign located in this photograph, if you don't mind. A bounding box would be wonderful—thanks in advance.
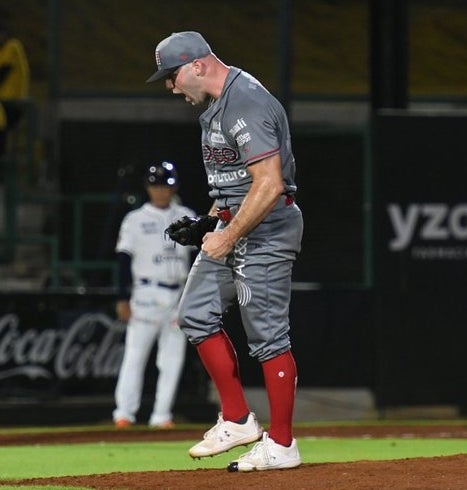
[0,294,125,396]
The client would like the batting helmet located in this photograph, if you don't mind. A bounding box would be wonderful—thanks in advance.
[145,161,178,187]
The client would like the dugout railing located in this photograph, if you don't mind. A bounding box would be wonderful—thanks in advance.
[4,192,124,289]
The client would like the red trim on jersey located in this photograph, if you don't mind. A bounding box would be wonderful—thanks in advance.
[244,147,280,165]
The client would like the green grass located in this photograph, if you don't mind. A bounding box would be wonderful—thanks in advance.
[0,438,466,480]
[0,488,90,490]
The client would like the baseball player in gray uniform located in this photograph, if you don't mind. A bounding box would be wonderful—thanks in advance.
[147,32,303,471]
[112,161,195,428]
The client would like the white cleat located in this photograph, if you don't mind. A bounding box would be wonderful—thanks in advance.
[189,412,263,458]
[227,432,302,472]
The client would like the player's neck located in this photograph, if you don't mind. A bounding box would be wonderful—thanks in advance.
[149,202,171,210]
[206,57,229,99]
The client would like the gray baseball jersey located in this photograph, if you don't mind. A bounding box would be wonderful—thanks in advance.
[199,67,297,208]
[179,67,303,362]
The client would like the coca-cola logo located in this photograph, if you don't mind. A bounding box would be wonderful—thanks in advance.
[0,313,125,380]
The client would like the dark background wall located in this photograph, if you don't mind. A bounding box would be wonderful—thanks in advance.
[58,121,368,287]
[372,113,467,410]
[2,113,466,416]
[1,1,467,422]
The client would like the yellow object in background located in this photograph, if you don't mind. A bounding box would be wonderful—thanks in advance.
[0,37,30,99]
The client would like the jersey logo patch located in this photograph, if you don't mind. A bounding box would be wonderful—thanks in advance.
[141,222,160,234]
[228,118,247,137]
[236,132,251,146]
[203,145,239,164]
[210,132,225,144]
[233,237,252,306]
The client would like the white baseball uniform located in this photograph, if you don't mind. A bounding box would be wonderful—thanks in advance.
[112,200,195,426]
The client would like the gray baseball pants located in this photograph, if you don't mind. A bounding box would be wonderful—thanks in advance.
[178,203,303,362]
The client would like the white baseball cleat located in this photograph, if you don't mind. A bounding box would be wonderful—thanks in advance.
[188,412,263,458]
[227,432,302,472]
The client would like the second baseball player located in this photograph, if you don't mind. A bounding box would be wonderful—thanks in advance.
[112,161,196,428]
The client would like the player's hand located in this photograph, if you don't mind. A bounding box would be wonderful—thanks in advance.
[116,300,131,323]
[201,230,235,260]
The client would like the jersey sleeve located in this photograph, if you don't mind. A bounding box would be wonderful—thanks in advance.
[115,213,134,256]
[224,95,281,166]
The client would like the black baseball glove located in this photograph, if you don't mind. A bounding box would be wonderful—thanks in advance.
[165,215,218,248]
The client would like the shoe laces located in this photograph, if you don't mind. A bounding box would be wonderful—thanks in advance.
[240,432,272,464]
[203,414,225,440]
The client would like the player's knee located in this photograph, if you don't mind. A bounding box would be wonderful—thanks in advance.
[177,303,197,340]
[177,294,201,328]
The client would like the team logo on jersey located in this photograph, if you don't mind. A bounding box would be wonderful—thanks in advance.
[203,144,239,164]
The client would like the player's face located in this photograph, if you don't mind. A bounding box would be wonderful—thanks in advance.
[146,185,176,209]
[165,62,207,106]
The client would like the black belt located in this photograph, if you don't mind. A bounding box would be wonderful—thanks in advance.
[139,278,180,290]
[158,281,180,290]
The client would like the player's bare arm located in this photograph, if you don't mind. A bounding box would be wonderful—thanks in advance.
[201,154,284,260]
[116,300,131,323]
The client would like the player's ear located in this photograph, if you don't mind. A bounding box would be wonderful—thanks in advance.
[192,59,205,77]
